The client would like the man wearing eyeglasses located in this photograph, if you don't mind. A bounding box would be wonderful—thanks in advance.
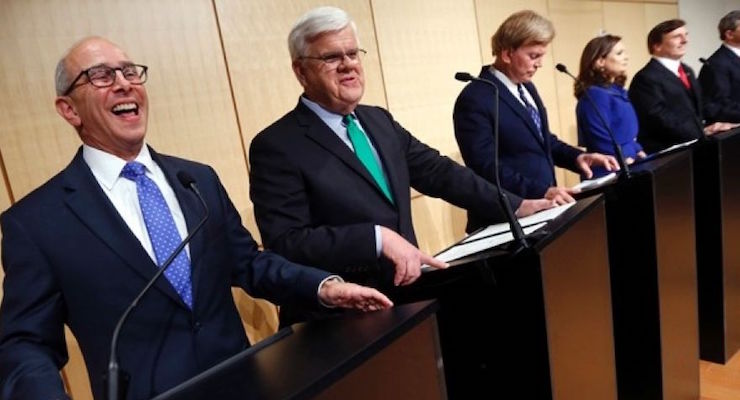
[249,6,556,326]
[0,36,394,400]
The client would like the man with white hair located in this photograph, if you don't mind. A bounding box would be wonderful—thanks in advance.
[249,6,555,325]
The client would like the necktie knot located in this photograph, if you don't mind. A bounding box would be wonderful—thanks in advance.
[121,161,147,181]
[342,114,355,126]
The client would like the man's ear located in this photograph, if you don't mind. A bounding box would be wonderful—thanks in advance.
[292,60,308,87]
[500,49,513,64]
[55,96,82,128]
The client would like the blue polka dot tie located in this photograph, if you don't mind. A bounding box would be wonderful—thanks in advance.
[121,162,193,308]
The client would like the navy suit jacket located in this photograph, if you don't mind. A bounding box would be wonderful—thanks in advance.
[453,66,582,229]
[699,45,740,123]
[628,58,704,153]
[0,147,328,400]
[249,99,522,320]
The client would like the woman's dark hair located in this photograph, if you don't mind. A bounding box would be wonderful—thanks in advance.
[574,34,627,98]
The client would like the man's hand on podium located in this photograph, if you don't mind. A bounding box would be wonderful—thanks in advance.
[515,198,558,217]
[544,186,578,205]
[318,279,394,312]
[704,122,740,136]
[380,227,448,286]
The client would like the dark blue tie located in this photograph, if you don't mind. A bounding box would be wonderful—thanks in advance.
[121,161,193,308]
[518,84,543,138]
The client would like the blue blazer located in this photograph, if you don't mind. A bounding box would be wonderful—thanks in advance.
[698,45,740,123]
[576,84,642,177]
[453,66,582,202]
[0,147,329,400]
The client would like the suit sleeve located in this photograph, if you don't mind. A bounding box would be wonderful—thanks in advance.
[454,88,552,198]
[249,136,379,273]
[699,62,740,123]
[386,108,523,220]
[0,213,70,400]
[192,166,329,307]
[628,71,702,143]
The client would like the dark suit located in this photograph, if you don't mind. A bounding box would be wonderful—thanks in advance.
[249,99,522,321]
[453,66,582,228]
[0,147,329,400]
[628,58,704,153]
[699,45,740,123]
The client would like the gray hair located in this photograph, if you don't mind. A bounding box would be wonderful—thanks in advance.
[54,55,71,96]
[288,6,358,60]
[718,10,740,41]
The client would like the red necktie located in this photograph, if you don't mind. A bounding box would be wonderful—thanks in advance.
[678,64,691,89]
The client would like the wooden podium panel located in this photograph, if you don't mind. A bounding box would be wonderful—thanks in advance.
[397,196,617,399]
[693,128,740,364]
[603,150,699,399]
[153,301,444,400]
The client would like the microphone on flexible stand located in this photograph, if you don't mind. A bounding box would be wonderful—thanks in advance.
[454,71,529,250]
[555,63,631,179]
[106,171,209,400]
[699,57,709,65]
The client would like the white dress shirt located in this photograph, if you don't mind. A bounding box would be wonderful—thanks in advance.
[82,144,189,263]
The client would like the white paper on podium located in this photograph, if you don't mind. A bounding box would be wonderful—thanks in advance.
[570,172,617,192]
[461,202,576,244]
[421,222,548,271]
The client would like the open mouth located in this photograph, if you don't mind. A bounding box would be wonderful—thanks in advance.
[111,103,139,117]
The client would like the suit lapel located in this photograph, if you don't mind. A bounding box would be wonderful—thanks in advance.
[297,101,395,206]
[62,148,190,309]
[482,69,547,150]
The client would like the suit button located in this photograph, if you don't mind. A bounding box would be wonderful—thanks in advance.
[193,321,202,332]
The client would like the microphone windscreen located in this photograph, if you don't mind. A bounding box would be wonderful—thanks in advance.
[455,72,473,82]
[555,63,567,73]
[177,171,196,188]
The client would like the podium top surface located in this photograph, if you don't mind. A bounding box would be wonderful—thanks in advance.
[152,300,438,400]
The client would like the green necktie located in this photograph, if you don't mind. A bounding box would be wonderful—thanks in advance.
[344,114,394,203]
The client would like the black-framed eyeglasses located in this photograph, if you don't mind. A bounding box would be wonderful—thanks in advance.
[299,48,367,67]
[63,64,148,96]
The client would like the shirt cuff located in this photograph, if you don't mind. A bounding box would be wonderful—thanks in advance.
[374,225,382,258]
[317,275,345,308]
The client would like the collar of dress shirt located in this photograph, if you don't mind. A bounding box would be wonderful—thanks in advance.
[300,95,348,136]
[654,56,682,77]
[490,65,535,107]
[82,144,155,190]
[723,43,740,58]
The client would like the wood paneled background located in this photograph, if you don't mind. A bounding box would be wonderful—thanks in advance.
[0,0,709,398]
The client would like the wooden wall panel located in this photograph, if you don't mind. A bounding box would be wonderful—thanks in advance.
[549,0,604,186]
[216,0,386,149]
[603,1,652,87]
[371,0,481,156]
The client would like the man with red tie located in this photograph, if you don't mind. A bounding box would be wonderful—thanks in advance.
[629,19,735,153]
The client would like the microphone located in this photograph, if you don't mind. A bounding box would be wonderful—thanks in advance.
[556,63,631,179]
[699,57,709,65]
[455,71,529,250]
[106,171,209,400]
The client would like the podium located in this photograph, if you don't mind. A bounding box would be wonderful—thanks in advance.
[395,195,617,399]
[597,150,699,399]
[152,300,445,400]
[693,127,740,363]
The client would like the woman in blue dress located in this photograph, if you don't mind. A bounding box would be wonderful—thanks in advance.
[575,34,645,178]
